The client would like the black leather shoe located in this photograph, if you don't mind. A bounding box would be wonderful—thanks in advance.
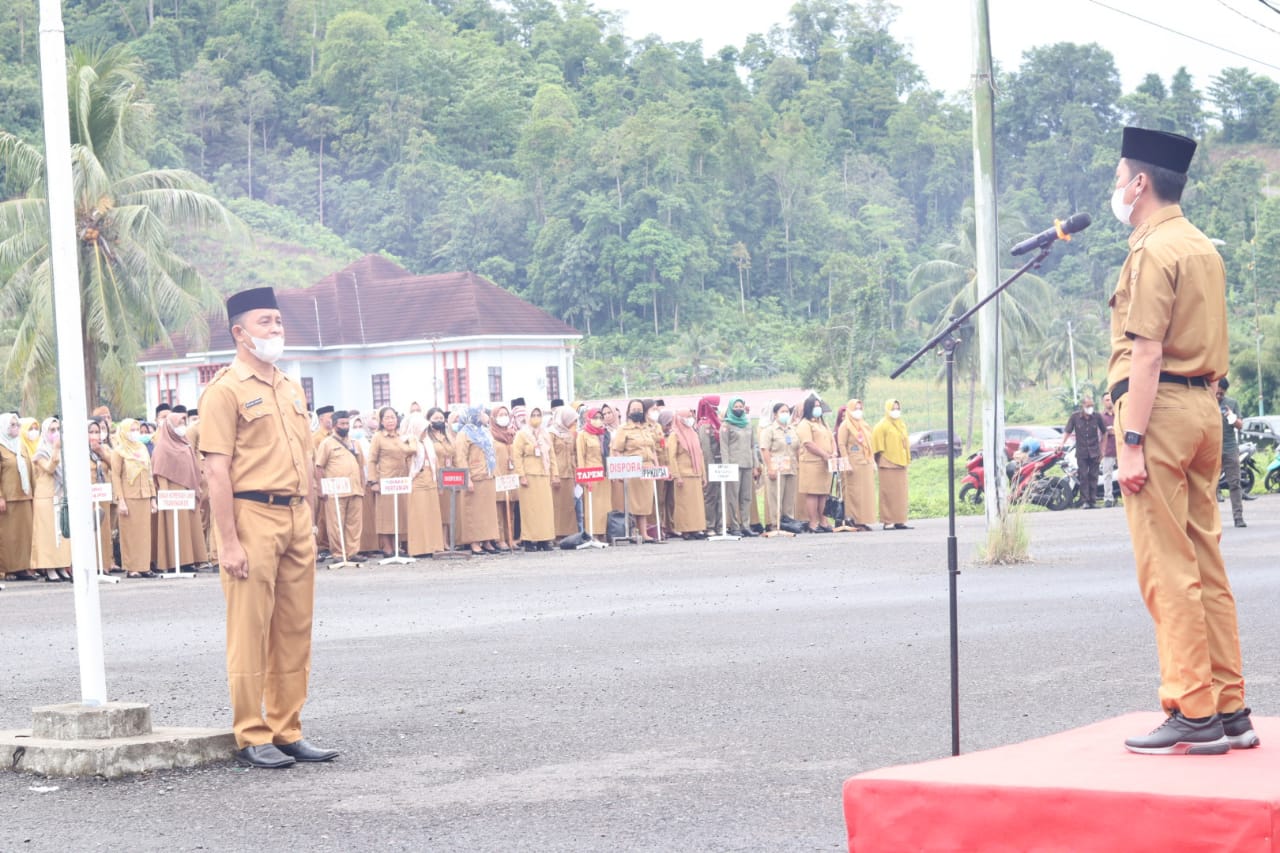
[275,739,339,762]
[235,744,295,768]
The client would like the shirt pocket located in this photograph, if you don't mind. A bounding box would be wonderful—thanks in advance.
[237,404,278,449]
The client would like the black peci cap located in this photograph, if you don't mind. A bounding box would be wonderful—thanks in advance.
[226,286,279,318]
[316,405,335,416]
[170,405,187,415]
[1121,127,1196,174]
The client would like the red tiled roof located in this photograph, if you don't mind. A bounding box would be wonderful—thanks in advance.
[140,256,581,362]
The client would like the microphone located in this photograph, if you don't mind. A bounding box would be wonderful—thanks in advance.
[1009,212,1092,256]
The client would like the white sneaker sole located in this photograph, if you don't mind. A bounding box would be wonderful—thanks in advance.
[1227,731,1261,749]
[1124,735,1230,755]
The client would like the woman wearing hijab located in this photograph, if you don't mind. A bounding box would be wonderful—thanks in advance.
[601,403,624,511]
[19,416,40,461]
[455,405,501,555]
[489,404,520,552]
[610,398,660,543]
[796,396,835,533]
[669,408,708,539]
[354,411,379,555]
[644,400,670,536]
[720,396,759,537]
[656,410,676,535]
[872,399,912,530]
[0,413,36,580]
[404,412,445,558]
[576,408,612,540]
[759,402,799,530]
[111,419,158,577]
[838,399,877,532]
[549,406,579,539]
[30,417,72,581]
[426,407,456,546]
[513,406,559,550]
[695,395,722,535]
[88,418,119,573]
[151,408,208,572]
[369,406,414,556]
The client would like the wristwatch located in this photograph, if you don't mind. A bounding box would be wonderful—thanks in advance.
[1123,430,1144,447]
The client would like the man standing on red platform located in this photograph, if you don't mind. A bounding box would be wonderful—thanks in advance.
[1107,127,1259,755]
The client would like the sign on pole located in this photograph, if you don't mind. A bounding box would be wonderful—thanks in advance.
[321,477,352,496]
[708,463,739,483]
[90,483,113,503]
[156,490,197,579]
[380,477,412,496]
[641,466,669,480]
[495,474,520,493]
[439,468,470,490]
[607,456,644,480]
[575,466,606,484]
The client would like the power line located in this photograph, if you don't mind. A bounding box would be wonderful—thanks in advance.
[1084,0,1280,74]
[1217,0,1280,37]
[1257,0,1280,16]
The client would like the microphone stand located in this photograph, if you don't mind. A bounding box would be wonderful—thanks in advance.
[890,242,1056,756]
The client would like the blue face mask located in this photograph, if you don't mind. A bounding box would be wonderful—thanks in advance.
[777,413,791,425]
[138,434,152,445]
[350,428,366,442]
[812,407,823,419]
[452,422,462,433]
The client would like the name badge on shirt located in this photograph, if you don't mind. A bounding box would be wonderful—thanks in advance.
[244,398,263,409]
[294,398,306,414]
[535,448,542,457]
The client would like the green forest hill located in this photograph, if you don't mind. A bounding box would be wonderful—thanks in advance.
[1,0,1279,418]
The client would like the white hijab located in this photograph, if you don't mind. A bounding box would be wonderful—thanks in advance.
[0,413,31,495]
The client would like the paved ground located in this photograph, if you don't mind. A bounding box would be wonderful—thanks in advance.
[2,499,1278,852]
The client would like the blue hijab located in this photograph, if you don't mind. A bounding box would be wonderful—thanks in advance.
[460,406,496,473]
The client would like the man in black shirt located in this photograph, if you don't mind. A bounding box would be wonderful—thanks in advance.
[1063,394,1107,509]
[1217,377,1246,528]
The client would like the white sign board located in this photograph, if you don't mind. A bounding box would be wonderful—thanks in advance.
[495,474,520,493]
[641,466,669,480]
[90,483,113,503]
[380,476,412,496]
[827,457,851,473]
[321,477,352,496]
[606,455,644,480]
[708,463,740,483]
[772,456,793,474]
[157,489,196,511]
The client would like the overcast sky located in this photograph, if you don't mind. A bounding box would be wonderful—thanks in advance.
[592,0,1280,95]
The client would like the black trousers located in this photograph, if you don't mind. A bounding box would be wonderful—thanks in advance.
[1079,455,1101,504]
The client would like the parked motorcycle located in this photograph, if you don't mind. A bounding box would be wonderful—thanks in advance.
[1266,449,1280,493]
[1224,441,1258,494]
[958,447,1070,510]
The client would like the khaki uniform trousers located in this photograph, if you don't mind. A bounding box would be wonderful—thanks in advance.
[764,472,797,526]
[1116,383,1245,719]
[221,499,316,748]
[323,494,362,561]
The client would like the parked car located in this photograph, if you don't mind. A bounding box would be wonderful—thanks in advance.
[1240,416,1280,449]
[1003,425,1064,459]
[909,429,963,459]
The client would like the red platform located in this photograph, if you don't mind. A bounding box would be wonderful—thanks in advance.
[843,713,1279,852]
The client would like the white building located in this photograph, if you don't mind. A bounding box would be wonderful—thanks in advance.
[138,255,582,415]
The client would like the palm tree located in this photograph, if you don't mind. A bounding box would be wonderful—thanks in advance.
[664,324,726,385]
[0,45,239,412]
[905,207,1054,448]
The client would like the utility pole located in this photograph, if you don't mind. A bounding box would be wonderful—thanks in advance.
[1067,320,1079,404]
[971,0,1004,527]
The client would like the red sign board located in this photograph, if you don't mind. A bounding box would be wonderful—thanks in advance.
[575,466,606,484]
[439,468,470,489]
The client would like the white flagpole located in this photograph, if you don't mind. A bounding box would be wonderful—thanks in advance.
[39,0,107,704]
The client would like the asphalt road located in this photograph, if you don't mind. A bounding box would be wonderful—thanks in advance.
[2,499,1278,852]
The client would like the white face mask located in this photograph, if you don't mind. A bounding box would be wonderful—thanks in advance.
[243,332,285,364]
[173,425,189,438]
[683,416,695,428]
[648,409,660,421]
[1110,175,1139,226]
[128,430,141,443]
[495,415,511,427]
[852,410,864,420]
[1083,406,1094,416]
[27,428,40,441]
[889,410,902,420]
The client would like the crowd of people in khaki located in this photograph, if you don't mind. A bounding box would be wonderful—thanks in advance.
[0,392,918,580]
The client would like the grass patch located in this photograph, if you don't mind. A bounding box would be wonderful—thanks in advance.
[977,497,1033,565]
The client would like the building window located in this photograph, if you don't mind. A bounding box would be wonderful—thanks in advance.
[372,373,391,408]
[197,363,229,384]
[446,368,469,405]
[545,366,560,402]
[488,367,503,402]
[301,377,314,411]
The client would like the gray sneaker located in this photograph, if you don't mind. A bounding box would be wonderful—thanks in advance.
[1221,707,1260,749]
[1124,711,1229,755]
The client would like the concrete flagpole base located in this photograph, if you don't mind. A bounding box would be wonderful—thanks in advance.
[0,702,235,779]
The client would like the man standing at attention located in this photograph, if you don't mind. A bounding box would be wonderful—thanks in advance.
[1062,394,1106,509]
[1108,127,1257,755]
[199,286,339,768]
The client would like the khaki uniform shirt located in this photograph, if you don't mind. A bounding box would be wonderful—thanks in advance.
[196,362,313,496]
[1107,204,1229,389]
[315,434,366,497]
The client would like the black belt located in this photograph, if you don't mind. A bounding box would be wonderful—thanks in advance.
[233,491,304,507]
[1110,372,1211,403]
